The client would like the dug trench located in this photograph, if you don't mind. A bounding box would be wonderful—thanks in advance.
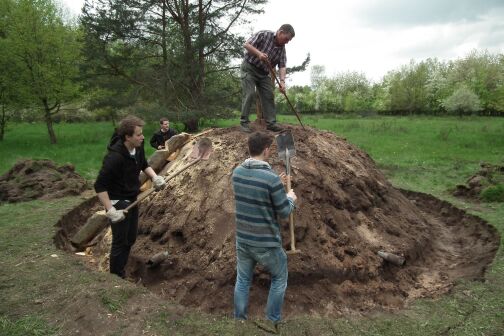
[54,125,500,317]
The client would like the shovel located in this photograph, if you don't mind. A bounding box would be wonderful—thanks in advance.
[276,130,300,253]
[124,137,212,211]
[266,61,305,130]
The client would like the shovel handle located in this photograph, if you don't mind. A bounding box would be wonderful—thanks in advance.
[284,150,296,251]
[266,61,305,130]
[125,157,201,211]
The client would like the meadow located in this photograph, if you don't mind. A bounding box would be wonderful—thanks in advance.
[0,115,503,335]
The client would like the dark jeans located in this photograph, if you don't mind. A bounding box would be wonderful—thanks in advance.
[109,200,138,278]
[240,61,277,127]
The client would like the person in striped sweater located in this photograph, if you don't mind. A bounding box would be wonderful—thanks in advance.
[232,131,297,332]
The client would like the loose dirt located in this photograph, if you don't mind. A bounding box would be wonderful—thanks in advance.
[54,125,500,318]
[453,162,504,201]
[0,159,89,203]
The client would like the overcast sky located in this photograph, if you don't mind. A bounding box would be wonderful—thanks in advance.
[61,0,504,86]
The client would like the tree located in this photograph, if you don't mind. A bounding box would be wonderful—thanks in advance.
[0,0,18,140]
[385,60,430,115]
[5,0,81,143]
[81,0,267,131]
[447,50,504,115]
[310,65,326,89]
[442,85,481,116]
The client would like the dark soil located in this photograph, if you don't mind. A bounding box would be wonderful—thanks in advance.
[453,163,504,200]
[54,125,500,318]
[0,159,89,203]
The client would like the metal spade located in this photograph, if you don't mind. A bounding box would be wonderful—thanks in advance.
[275,130,300,253]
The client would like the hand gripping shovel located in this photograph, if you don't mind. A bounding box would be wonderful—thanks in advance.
[124,137,212,211]
[276,130,300,253]
[70,138,212,249]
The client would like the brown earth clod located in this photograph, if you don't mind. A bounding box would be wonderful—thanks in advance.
[0,159,89,203]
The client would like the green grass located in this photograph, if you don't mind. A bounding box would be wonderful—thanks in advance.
[0,316,58,336]
[1,116,504,335]
[275,115,504,195]
[0,122,159,180]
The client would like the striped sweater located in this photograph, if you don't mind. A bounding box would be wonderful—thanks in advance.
[232,158,295,247]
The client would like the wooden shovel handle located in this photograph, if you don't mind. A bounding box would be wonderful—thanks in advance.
[125,157,201,211]
[266,61,305,130]
[285,173,296,251]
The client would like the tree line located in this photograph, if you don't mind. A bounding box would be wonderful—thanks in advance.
[279,52,504,117]
[1,0,503,144]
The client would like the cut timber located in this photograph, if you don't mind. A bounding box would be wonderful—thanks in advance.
[139,133,191,184]
[377,250,405,266]
[167,148,180,161]
[70,210,108,249]
[146,251,169,268]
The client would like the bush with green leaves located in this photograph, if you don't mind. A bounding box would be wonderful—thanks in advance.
[480,184,504,202]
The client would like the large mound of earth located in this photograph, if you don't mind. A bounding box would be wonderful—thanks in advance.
[0,159,88,203]
[54,125,500,317]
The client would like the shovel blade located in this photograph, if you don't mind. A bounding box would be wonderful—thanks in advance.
[189,137,212,160]
[276,130,296,160]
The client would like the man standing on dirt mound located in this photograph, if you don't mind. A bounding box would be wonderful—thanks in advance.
[94,115,166,279]
[240,24,295,133]
[232,131,297,333]
[150,117,178,150]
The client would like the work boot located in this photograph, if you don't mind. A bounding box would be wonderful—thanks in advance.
[266,124,284,132]
[240,123,253,133]
[254,319,279,334]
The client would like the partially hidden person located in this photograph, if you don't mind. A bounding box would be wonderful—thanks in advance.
[150,117,178,150]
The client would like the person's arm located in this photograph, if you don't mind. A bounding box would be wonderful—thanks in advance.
[150,133,161,149]
[97,191,113,211]
[94,153,127,221]
[144,166,166,190]
[278,67,287,93]
[271,175,296,218]
[244,42,269,63]
[143,166,157,180]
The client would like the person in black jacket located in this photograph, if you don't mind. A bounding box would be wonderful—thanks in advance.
[149,117,178,150]
[94,115,166,278]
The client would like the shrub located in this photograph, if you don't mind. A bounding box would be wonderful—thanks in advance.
[480,184,504,202]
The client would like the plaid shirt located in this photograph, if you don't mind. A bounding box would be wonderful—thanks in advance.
[244,30,287,74]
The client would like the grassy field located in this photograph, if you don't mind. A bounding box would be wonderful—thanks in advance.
[1,116,503,335]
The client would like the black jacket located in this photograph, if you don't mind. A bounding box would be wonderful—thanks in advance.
[94,139,149,201]
[150,129,177,149]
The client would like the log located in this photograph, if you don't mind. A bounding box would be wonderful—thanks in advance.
[146,251,169,268]
[70,210,109,249]
[139,133,191,184]
[377,250,405,266]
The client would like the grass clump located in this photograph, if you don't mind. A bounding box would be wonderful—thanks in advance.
[0,316,58,336]
[481,184,504,202]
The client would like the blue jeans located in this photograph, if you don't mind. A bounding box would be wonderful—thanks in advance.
[234,241,288,322]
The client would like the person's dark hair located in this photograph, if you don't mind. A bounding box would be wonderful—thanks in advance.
[159,117,168,124]
[279,24,295,37]
[248,131,273,157]
[117,116,145,141]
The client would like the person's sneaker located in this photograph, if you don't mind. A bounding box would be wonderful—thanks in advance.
[254,319,279,334]
[240,124,253,133]
[266,124,284,132]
